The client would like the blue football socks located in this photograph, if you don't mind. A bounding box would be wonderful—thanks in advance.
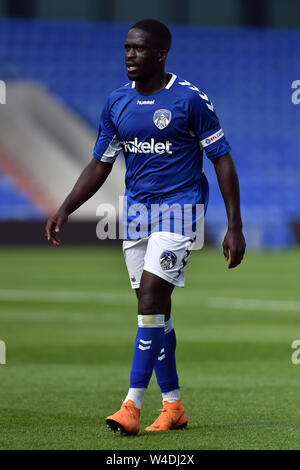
[125,314,165,408]
[154,317,180,397]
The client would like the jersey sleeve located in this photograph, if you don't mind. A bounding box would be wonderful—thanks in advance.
[189,91,231,159]
[93,98,122,163]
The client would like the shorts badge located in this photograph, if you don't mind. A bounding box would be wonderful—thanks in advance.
[153,109,172,130]
[159,251,177,270]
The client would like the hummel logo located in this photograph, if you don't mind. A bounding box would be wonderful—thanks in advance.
[138,339,152,351]
[158,348,165,361]
[178,79,215,112]
[137,100,155,105]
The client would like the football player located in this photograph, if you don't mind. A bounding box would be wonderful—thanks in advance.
[46,18,246,435]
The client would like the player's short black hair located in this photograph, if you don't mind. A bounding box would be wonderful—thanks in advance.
[130,19,172,52]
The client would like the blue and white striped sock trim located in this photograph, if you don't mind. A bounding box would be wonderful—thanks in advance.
[138,314,165,328]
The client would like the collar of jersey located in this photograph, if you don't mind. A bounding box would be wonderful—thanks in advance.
[131,73,177,93]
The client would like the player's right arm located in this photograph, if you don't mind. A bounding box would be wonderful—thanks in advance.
[46,95,122,246]
[46,159,113,246]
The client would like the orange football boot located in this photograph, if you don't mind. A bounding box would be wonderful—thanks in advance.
[145,399,188,431]
[106,400,140,435]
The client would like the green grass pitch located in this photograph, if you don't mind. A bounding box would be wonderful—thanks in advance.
[0,246,300,450]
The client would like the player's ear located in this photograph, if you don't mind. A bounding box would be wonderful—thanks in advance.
[157,49,168,63]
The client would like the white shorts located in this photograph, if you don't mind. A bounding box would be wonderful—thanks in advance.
[123,231,194,289]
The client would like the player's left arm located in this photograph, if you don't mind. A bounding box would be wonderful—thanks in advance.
[188,88,246,268]
[212,152,246,269]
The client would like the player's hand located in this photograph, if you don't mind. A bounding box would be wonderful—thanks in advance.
[222,228,246,269]
[45,210,68,247]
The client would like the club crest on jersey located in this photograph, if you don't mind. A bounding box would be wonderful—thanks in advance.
[159,251,177,270]
[153,109,172,130]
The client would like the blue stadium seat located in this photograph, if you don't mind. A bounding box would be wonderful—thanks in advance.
[0,167,45,220]
[0,19,299,246]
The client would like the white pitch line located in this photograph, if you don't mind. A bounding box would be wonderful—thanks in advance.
[0,289,134,304]
[0,311,123,323]
[0,289,299,312]
[207,297,300,312]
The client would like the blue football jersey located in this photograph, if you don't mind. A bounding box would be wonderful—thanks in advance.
[93,73,231,240]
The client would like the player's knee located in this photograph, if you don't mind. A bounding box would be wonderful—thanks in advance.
[138,291,158,315]
[138,291,166,315]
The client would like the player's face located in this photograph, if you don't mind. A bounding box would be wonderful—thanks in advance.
[125,28,165,81]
